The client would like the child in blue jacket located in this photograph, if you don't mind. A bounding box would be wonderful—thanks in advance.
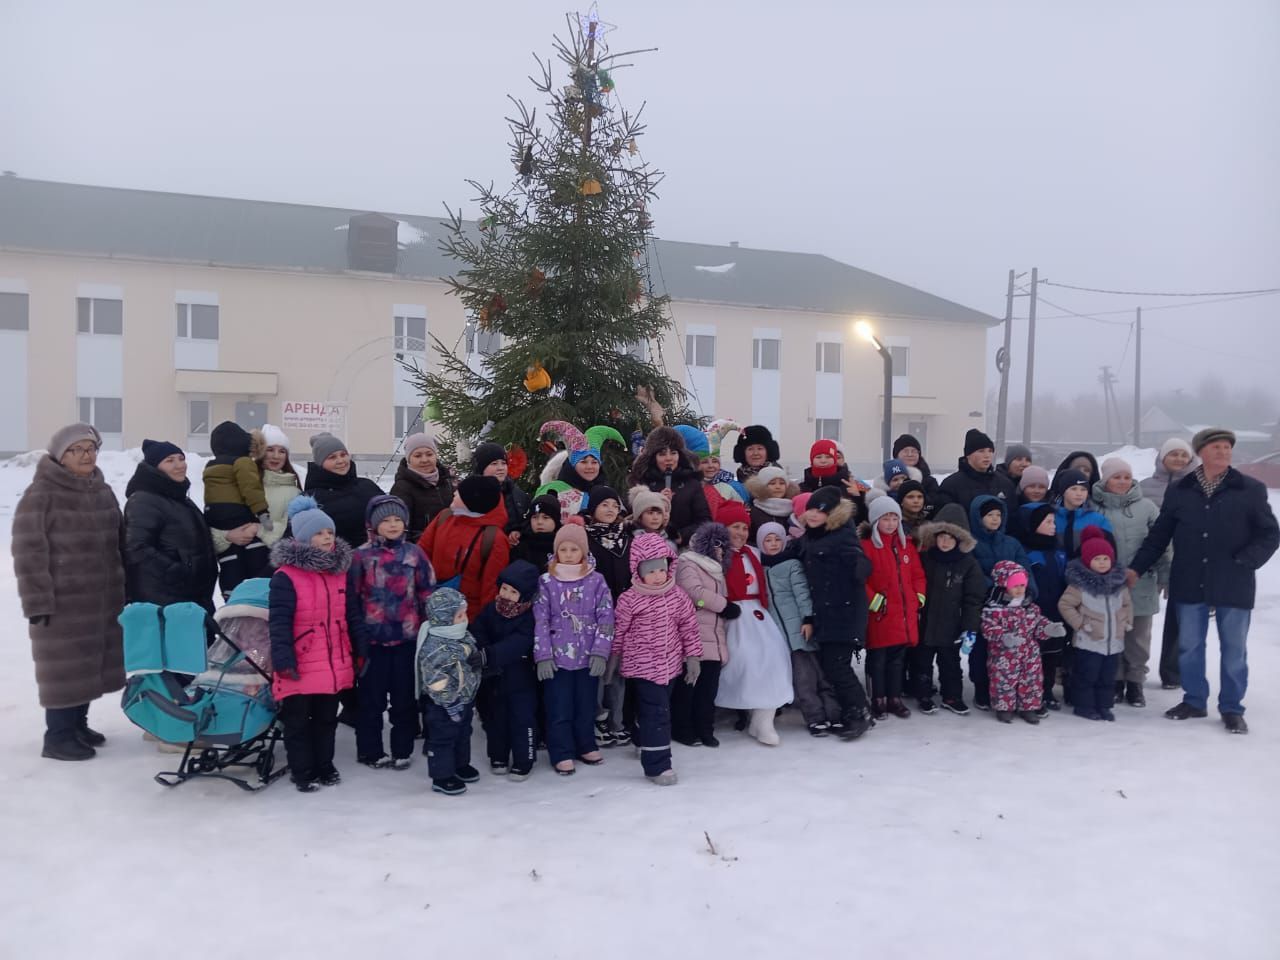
[1053,469,1113,559]
[1017,502,1069,712]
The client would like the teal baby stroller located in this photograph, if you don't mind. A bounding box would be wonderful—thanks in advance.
[119,579,286,791]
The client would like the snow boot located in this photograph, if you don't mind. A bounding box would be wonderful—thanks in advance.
[1114,680,1125,705]
[456,764,481,783]
[611,728,632,747]
[918,698,937,715]
[808,722,830,737]
[318,767,341,786]
[750,708,780,746]
[75,722,106,748]
[507,767,532,781]
[1125,682,1145,707]
[1222,714,1249,735]
[887,698,911,719]
[489,759,509,775]
[837,710,871,741]
[360,755,392,769]
[1019,710,1040,725]
[294,778,320,793]
[995,711,1014,724]
[701,734,720,748]
[1165,702,1208,720]
[648,769,678,786]
[41,733,95,762]
[432,777,467,796]
[1099,707,1116,722]
[871,698,888,721]
[391,757,411,771]
[941,698,969,716]
[1043,694,1061,712]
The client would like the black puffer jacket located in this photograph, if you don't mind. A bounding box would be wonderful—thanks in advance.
[915,505,985,648]
[123,463,219,614]
[499,478,531,534]
[1131,467,1279,609]
[788,500,871,648]
[938,457,1017,512]
[633,466,709,548]
[303,461,383,549]
[390,459,456,542]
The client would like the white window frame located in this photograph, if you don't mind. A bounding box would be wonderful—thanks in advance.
[78,396,123,434]
[175,302,220,341]
[394,405,424,437]
[394,314,427,355]
[814,418,842,442]
[187,397,211,437]
[685,333,715,368]
[815,341,841,374]
[76,297,123,336]
[752,337,780,371]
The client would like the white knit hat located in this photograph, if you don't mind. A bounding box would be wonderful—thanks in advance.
[259,424,289,451]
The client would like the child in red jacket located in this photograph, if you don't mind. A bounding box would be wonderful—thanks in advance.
[607,533,701,786]
[861,497,925,720]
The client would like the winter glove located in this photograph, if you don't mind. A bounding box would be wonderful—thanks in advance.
[536,660,556,682]
[1044,622,1067,638]
[28,616,49,627]
[277,667,299,682]
[720,601,742,621]
[466,647,487,671]
[1001,632,1022,650]
[589,655,608,678]
[683,656,701,686]
[869,593,886,613]
[916,593,926,607]
[258,512,274,533]
[959,631,976,655]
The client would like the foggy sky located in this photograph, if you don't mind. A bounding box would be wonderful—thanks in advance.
[3,0,1277,405]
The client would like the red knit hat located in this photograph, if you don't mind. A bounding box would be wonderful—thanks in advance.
[1080,526,1115,567]
[716,501,751,528]
[809,440,839,478]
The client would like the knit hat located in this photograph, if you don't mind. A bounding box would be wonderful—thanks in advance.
[892,434,922,458]
[1080,527,1115,567]
[142,439,183,468]
[810,439,839,463]
[1004,569,1029,589]
[627,485,669,520]
[883,458,909,483]
[791,492,811,516]
[869,494,902,524]
[259,424,289,451]
[212,421,252,459]
[427,587,468,627]
[498,560,541,602]
[716,501,751,528]
[978,498,1005,520]
[964,428,995,456]
[755,521,788,552]
[1100,457,1132,484]
[528,494,563,527]
[1057,468,1089,492]
[1003,443,1032,464]
[1158,437,1194,462]
[458,475,501,515]
[472,441,507,474]
[287,495,335,544]
[1192,427,1236,453]
[1019,465,1051,491]
[991,560,1025,589]
[1024,502,1055,535]
[309,431,347,465]
[756,465,787,487]
[895,479,925,502]
[586,485,622,518]
[48,422,102,462]
[553,523,589,559]
[807,485,843,515]
[674,425,710,458]
[366,494,410,531]
[404,433,437,457]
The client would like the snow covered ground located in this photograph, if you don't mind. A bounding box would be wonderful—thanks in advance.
[0,449,1276,959]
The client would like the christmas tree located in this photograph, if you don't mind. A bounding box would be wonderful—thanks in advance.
[410,6,694,473]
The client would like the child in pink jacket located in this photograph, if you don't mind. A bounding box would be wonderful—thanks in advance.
[608,533,701,786]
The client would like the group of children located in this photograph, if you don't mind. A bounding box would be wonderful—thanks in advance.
[263,422,1139,796]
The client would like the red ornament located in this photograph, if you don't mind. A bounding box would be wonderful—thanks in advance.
[506,444,528,479]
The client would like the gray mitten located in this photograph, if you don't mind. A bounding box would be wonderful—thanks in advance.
[536,659,556,682]
[1044,622,1067,638]
[1001,632,1022,650]
[684,656,701,686]
[258,512,274,533]
[589,654,608,678]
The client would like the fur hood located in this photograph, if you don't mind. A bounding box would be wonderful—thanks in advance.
[270,537,353,575]
[628,426,698,486]
[687,522,732,570]
[916,518,976,553]
[1064,558,1128,596]
[820,498,855,532]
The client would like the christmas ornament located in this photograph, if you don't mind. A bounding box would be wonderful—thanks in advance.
[579,178,603,196]
[596,68,614,93]
[524,363,552,393]
[526,268,546,297]
[489,293,507,316]
[627,139,638,156]
[479,215,497,232]
[424,398,443,421]
[518,145,533,184]
[506,444,528,479]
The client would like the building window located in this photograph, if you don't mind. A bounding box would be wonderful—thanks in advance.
[394,405,424,436]
[175,303,219,340]
[624,340,647,362]
[187,399,210,436]
[0,292,29,331]
[394,315,427,354]
[815,342,841,374]
[685,333,715,368]
[76,298,123,335]
[471,328,501,357]
[890,345,909,377]
[753,338,780,370]
[78,397,123,434]
[814,418,841,442]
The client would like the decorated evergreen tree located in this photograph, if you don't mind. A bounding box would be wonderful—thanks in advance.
[409,6,694,474]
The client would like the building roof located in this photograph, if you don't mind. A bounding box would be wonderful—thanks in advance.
[0,175,997,326]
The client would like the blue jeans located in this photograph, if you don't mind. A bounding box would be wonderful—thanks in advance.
[1176,603,1250,715]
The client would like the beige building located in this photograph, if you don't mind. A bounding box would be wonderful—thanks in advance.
[0,176,996,476]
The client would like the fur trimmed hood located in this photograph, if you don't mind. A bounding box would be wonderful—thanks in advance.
[916,502,975,553]
[687,521,732,571]
[270,536,353,575]
[628,426,698,485]
[1064,558,1128,596]
[820,498,855,532]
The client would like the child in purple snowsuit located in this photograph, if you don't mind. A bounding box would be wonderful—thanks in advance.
[981,560,1065,724]
[533,523,614,776]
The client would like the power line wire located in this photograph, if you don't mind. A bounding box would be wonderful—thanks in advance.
[1043,279,1280,297]
[1015,287,1133,327]
[1036,290,1277,319]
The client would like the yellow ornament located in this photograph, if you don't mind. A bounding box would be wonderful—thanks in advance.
[524,363,552,393]
[579,178,603,196]
[627,139,638,156]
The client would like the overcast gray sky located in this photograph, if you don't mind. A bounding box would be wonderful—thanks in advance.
[3,0,1277,404]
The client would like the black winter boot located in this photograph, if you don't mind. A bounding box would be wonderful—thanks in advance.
[1114,681,1126,705]
[871,698,888,721]
[837,710,871,740]
[995,711,1014,724]
[42,733,95,761]
[1125,682,1145,707]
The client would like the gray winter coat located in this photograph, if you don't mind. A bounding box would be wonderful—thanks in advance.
[763,557,815,652]
[1138,458,1198,509]
[1091,480,1168,617]
[1059,562,1134,656]
[12,457,126,708]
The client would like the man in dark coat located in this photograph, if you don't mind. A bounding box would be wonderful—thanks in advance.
[939,429,1017,510]
[1128,428,1278,734]
[12,424,126,761]
[123,440,219,615]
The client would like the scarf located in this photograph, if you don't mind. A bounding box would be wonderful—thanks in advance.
[587,519,628,556]
[725,546,767,607]
[550,562,587,582]
[630,575,676,597]
[496,597,532,619]
[754,497,793,518]
[431,621,469,640]
[410,466,441,486]
[810,460,837,479]
[1195,465,1226,499]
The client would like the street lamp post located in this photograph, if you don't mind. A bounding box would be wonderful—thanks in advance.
[856,321,893,463]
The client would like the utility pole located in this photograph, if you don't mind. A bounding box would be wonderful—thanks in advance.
[1099,365,1119,444]
[994,269,1016,451]
[1022,267,1038,446]
[1132,306,1142,446]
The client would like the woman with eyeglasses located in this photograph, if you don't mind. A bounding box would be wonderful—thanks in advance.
[12,424,127,761]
